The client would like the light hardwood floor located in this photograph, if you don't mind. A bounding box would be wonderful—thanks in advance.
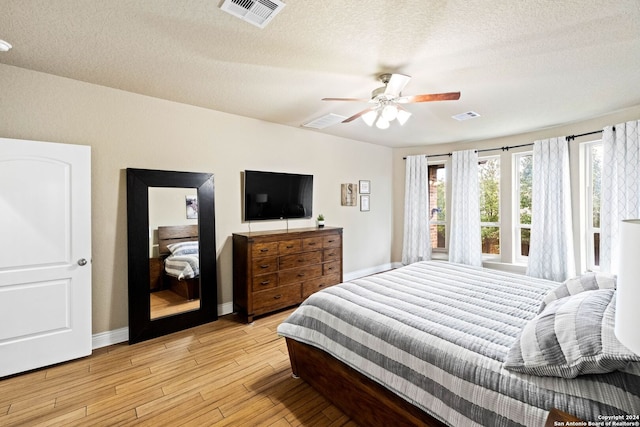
[0,309,357,427]
[150,289,200,319]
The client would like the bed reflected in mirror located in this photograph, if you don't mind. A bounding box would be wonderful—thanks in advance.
[149,224,201,320]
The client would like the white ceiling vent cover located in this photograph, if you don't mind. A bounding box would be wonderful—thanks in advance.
[220,0,286,29]
[452,111,481,121]
[303,113,347,129]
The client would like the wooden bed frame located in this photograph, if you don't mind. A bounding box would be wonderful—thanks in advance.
[285,338,578,427]
[156,225,200,300]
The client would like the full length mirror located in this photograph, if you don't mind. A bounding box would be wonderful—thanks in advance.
[127,168,217,344]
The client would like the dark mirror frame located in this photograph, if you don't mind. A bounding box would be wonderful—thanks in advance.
[126,168,218,344]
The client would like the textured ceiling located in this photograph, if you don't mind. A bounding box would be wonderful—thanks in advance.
[1,0,639,148]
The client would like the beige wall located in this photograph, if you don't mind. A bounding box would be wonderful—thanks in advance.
[392,105,640,272]
[0,64,393,335]
[148,187,198,257]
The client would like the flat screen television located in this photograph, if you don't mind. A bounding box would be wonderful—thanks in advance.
[243,170,313,221]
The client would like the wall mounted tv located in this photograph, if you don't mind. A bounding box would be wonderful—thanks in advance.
[243,170,313,221]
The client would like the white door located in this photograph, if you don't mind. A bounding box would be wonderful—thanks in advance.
[0,137,91,377]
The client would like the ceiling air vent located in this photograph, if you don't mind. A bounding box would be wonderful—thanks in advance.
[452,111,481,121]
[303,114,347,129]
[220,0,286,29]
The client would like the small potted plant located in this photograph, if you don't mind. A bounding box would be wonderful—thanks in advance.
[317,214,325,228]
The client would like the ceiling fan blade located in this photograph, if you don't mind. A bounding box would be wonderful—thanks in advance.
[396,92,461,103]
[322,97,370,102]
[384,74,411,96]
[342,107,376,123]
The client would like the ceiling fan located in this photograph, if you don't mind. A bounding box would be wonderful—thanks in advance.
[322,73,460,129]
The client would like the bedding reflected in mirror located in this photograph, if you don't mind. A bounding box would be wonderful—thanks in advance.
[148,187,201,320]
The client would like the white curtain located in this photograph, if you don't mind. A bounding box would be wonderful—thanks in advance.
[449,149,482,266]
[600,121,640,273]
[526,137,575,281]
[402,155,431,265]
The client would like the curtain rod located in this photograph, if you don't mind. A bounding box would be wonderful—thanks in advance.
[403,127,610,160]
[565,128,608,141]
[402,142,533,160]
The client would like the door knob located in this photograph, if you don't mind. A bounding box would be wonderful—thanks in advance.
[77,258,88,266]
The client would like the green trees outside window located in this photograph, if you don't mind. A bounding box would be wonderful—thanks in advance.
[479,158,500,254]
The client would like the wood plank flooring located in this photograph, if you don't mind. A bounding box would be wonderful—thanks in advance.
[150,289,200,319]
[0,309,357,427]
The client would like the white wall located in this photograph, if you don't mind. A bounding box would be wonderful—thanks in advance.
[392,105,640,272]
[0,64,393,335]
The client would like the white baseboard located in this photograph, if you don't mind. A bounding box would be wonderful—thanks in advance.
[344,263,398,281]
[92,301,237,349]
[218,301,234,316]
[92,327,128,349]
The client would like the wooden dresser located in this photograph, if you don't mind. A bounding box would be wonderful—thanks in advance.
[233,226,343,323]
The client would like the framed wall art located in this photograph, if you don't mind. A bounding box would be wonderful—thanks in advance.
[341,183,357,206]
[185,195,198,219]
[359,180,370,194]
[360,194,370,212]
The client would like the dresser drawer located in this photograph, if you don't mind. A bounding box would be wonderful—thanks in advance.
[279,250,322,270]
[323,235,341,248]
[251,273,278,292]
[279,239,302,255]
[279,264,322,285]
[253,284,301,311]
[251,242,278,258]
[323,248,340,262]
[251,256,278,274]
[302,237,323,251]
[323,261,341,276]
[302,273,341,299]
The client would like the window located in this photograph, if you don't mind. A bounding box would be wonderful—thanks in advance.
[428,163,446,250]
[479,157,500,255]
[514,152,532,262]
[583,141,602,270]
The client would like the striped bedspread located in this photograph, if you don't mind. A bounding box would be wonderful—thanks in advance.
[277,261,640,426]
[164,254,199,280]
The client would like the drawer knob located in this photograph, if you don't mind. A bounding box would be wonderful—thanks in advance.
[328,240,334,243]
[274,295,282,299]
[328,267,334,271]
[260,248,269,253]
[298,273,305,277]
[286,245,294,249]
[260,264,270,269]
[308,242,316,246]
[260,280,270,285]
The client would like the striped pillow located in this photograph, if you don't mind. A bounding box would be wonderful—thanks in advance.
[166,241,199,256]
[538,272,616,313]
[505,289,640,378]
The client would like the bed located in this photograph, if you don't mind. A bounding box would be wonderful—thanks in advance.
[277,261,640,426]
[155,225,200,300]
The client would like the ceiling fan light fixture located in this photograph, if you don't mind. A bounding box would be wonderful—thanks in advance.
[375,117,390,130]
[0,39,12,52]
[396,109,412,126]
[362,110,377,127]
[381,104,398,121]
